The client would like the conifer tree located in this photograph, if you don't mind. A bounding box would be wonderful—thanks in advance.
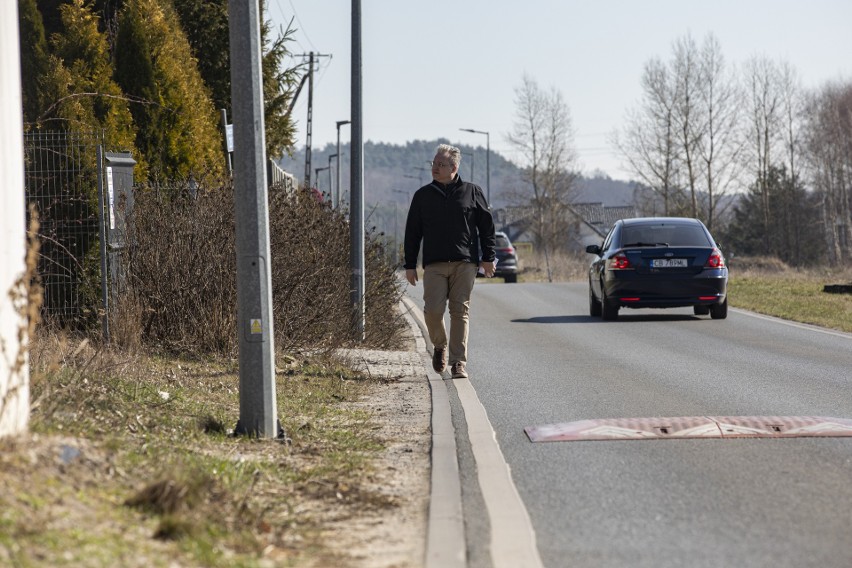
[115,0,223,179]
[262,19,299,159]
[41,0,139,158]
[18,0,51,125]
[172,0,299,159]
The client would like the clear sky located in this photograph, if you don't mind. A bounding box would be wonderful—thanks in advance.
[267,0,852,181]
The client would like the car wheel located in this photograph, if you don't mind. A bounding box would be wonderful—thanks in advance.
[693,305,710,316]
[710,297,728,320]
[589,285,602,317]
[504,273,517,283]
[601,287,619,321]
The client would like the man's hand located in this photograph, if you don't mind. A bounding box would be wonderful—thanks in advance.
[479,260,497,278]
[405,268,418,286]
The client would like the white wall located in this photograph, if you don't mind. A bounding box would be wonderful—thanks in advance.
[0,0,30,437]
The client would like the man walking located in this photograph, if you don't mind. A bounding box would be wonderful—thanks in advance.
[404,144,497,379]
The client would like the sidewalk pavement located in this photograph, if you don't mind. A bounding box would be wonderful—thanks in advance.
[336,298,465,568]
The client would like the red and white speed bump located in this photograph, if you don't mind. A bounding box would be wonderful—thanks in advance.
[524,416,852,442]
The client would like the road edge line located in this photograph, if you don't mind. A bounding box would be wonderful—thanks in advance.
[730,307,852,339]
[455,378,544,568]
[400,296,466,568]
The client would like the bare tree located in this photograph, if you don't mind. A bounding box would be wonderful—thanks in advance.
[742,56,784,249]
[671,35,704,219]
[776,61,808,261]
[694,33,744,231]
[802,81,852,264]
[778,61,803,184]
[616,33,743,228]
[613,57,687,216]
[506,74,578,282]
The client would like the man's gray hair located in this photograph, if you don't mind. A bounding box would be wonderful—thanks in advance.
[436,144,461,167]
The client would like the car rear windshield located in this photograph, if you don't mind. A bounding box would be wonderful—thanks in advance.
[621,224,711,247]
[496,235,511,248]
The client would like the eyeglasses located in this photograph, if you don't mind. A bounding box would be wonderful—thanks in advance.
[430,161,453,169]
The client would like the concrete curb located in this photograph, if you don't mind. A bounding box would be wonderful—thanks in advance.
[400,296,466,568]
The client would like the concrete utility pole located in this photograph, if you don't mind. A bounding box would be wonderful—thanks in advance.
[229,0,280,438]
[303,51,314,189]
[350,0,365,341]
[0,0,29,438]
[296,52,331,190]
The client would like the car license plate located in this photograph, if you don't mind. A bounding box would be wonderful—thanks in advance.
[651,258,687,268]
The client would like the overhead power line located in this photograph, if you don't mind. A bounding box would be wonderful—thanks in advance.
[292,52,331,188]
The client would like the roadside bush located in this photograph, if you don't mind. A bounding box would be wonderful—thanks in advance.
[119,178,406,355]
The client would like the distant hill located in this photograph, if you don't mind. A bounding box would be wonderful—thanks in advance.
[574,175,638,207]
[276,139,638,211]
[275,140,641,243]
[276,141,747,247]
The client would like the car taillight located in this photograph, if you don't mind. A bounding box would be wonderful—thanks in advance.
[705,248,726,268]
[609,252,632,270]
[497,247,514,254]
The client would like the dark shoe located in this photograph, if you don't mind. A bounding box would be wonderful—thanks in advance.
[432,347,447,373]
[451,361,468,379]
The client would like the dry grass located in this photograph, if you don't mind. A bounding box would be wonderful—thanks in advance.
[727,256,852,333]
[1,333,398,567]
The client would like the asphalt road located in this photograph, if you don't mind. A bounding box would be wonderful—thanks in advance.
[457,280,852,568]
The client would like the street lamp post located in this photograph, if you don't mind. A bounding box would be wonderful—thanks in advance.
[391,188,408,267]
[315,166,330,194]
[460,151,474,182]
[460,128,490,203]
[336,120,351,208]
[328,153,337,197]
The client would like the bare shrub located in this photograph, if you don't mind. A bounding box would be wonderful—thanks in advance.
[364,234,408,347]
[122,180,237,353]
[122,179,406,355]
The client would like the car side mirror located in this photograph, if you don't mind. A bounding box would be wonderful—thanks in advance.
[585,244,602,256]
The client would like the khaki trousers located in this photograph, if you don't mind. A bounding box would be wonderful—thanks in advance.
[422,261,478,365]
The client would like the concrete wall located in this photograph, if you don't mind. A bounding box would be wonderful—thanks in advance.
[0,0,30,438]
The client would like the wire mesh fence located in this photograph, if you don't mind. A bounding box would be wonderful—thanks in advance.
[24,131,105,324]
[22,130,298,338]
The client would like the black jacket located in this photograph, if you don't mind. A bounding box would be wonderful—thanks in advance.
[403,176,496,269]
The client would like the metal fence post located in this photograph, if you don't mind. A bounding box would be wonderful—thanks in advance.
[96,145,110,342]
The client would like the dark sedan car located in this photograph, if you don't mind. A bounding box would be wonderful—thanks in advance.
[585,217,728,320]
[494,231,519,283]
